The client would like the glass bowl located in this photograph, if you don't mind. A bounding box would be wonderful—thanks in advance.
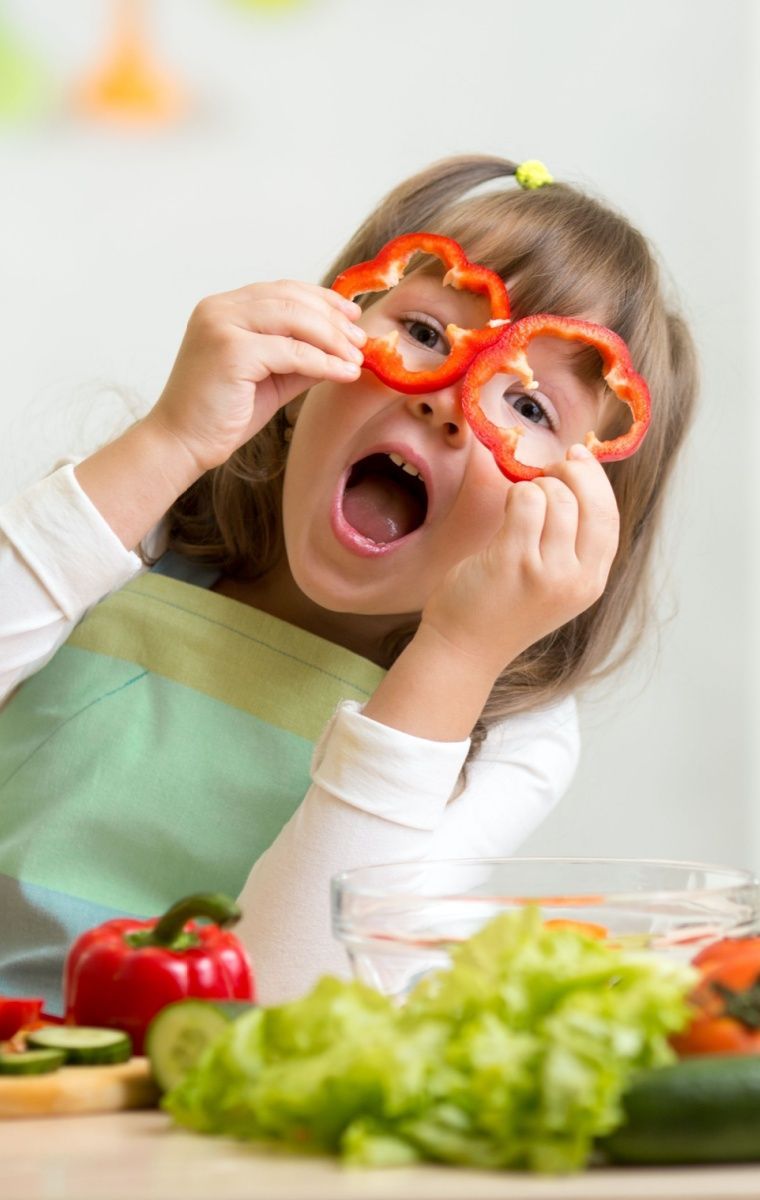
[331,857,760,1001]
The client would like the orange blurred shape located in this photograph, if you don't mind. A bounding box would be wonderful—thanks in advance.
[73,0,186,126]
[544,918,609,940]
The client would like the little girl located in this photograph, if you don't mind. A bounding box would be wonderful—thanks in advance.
[0,155,697,1010]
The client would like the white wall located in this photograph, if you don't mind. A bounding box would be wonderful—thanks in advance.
[1,0,756,867]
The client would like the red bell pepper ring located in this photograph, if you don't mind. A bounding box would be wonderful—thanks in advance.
[331,233,511,395]
[0,996,44,1041]
[461,313,652,483]
[64,892,255,1055]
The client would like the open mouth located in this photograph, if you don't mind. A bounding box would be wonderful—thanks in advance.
[340,452,429,547]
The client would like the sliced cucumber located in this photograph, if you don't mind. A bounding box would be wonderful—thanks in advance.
[26,1026,132,1065]
[146,999,255,1092]
[0,1048,66,1075]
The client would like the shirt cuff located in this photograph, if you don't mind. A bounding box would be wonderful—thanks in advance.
[0,464,143,620]
[311,700,471,831]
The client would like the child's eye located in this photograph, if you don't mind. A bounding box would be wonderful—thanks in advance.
[508,391,555,430]
[401,316,449,355]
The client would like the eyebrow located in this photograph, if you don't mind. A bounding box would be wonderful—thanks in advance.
[394,270,493,323]
[543,348,630,436]
[543,343,609,404]
[563,342,606,386]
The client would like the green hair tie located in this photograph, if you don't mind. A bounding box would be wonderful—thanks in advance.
[515,160,553,190]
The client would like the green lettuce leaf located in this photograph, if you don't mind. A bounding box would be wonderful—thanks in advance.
[164,907,695,1172]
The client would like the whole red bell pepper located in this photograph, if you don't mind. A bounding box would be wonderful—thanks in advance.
[64,892,255,1054]
[461,313,652,482]
[332,232,510,395]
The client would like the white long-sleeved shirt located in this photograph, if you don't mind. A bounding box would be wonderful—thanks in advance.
[0,466,579,1003]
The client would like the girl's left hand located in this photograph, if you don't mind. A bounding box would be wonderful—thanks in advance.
[420,445,620,679]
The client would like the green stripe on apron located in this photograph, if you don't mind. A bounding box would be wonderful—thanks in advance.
[0,573,384,983]
[68,572,384,740]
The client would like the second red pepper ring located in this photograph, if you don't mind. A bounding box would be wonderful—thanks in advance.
[331,233,511,395]
[460,313,652,483]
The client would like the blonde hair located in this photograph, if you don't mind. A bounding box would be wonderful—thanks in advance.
[167,155,698,757]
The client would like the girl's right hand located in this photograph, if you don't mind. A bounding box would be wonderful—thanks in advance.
[144,280,366,474]
[360,449,619,744]
[419,448,620,681]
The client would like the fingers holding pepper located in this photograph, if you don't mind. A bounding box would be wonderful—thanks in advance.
[420,451,619,679]
[205,280,367,383]
[148,280,366,474]
[502,449,619,618]
[536,445,621,585]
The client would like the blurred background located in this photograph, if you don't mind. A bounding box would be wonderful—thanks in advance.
[0,0,757,868]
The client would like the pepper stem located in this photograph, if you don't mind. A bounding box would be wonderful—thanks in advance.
[712,978,760,1030]
[126,892,242,951]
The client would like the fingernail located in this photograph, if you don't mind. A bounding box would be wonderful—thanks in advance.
[568,443,593,460]
[345,323,367,346]
[338,297,362,316]
[339,360,361,378]
[348,345,364,364]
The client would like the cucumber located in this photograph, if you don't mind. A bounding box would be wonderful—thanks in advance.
[26,1026,132,1065]
[146,999,255,1092]
[602,1054,760,1164]
[0,1048,66,1075]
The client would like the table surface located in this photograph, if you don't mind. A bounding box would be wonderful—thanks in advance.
[3,1110,760,1200]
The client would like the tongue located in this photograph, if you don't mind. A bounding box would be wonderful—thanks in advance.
[342,474,422,543]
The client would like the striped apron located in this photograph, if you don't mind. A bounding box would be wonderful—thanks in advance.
[0,553,383,1012]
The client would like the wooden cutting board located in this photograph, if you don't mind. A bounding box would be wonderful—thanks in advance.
[0,1056,160,1118]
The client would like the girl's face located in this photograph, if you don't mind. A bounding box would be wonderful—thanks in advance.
[283,272,608,616]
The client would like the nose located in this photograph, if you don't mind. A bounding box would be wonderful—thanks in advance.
[404,385,469,447]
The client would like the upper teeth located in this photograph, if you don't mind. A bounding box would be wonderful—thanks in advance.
[388,452,420,477]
